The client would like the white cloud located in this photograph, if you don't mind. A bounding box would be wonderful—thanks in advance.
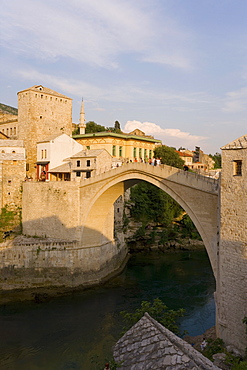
[15,68,214,112]
[17,68,103,98]
[222,87,247,112]
[124,120,207,149]
[1,0,192,69]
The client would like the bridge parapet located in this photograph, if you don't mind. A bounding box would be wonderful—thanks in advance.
[81,163,219,195]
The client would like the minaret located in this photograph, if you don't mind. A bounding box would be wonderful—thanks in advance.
[79,98,86,135]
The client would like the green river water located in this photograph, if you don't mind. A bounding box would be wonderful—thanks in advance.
[0,250,215,369]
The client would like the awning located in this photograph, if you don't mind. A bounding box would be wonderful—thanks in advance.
[36,161,50,165]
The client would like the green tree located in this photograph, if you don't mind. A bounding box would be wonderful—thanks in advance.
[120,298,185,335]
[128,182,183,226]
[85,121,106,133]
[179,214,202,240]
[72,126,80,135]
[106,121,122,134]
[114,120,121,131]
[209,152,222,169]
[154,146,185,169]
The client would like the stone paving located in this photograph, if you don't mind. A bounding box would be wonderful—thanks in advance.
[113,313,221,369]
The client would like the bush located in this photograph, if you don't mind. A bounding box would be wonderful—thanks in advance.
[120,298,185,336]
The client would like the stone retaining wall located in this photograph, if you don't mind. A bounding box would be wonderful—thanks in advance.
[0,237,128,290]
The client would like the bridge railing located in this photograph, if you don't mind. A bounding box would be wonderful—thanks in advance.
[82,162,219,191]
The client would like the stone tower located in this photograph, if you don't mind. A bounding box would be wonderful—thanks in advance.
[78,98,86,135]
[217,134,247,354]
[17,85,72,178]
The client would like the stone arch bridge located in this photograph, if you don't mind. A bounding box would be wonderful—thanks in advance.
[79,163,219,275]
[2,162,246,353]
[23,163,219,275]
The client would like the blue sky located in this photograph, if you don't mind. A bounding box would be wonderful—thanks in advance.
[1,0,246,154]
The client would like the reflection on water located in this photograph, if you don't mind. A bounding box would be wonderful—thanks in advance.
[0,250,215,369]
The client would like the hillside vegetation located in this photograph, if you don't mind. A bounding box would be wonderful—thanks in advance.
[0,103,18,115]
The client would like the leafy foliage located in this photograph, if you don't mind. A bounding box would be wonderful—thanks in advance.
[85,121,106,133]
[232,362,247,370]
[178,214,202,240]
[90,355,122,370]
[128,181,183,226]
[203,338,247,369]
[114,121,121,130]
[0,206,22,242]
[0,103,18,115]
[72,126,80,135]
[209,152,222,169]
[106,121,122,134]
[203,338,225,360]
[120,298,185,335]
[154,146,185,169]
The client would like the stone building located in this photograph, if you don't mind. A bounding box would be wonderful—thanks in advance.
[73,131,162,163]
[0,140,26,210]
[36,133,83,181]
[0,104,18,139]
[17,85,72,178]
[175,150,193,167]
[179,147,215,172]
[217,134,247,353]
[113,313,220,369]
[49,148,112,181]
[0,86,73,179]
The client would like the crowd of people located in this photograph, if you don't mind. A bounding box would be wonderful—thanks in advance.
[128,157,162,166]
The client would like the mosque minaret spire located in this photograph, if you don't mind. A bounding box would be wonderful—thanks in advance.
[79,97,86,135]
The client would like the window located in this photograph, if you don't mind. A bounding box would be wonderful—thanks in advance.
[76,171,81,177]
[12,150,16,153]
[87,160,90,167]
[1,150,5,153]
[112,145,116,156]
[41,150,44,159]
[77,160,80,167]
[64,173,70,181]
[44,149,47,159]
[41,95,43,99]
[149,150,152,159]
[86,171,91,178]
[86,146,90,150]
[119,146,123,157]
[234,160,242,176]
[26,163,29,171]
[133,147,137,158]
[10,128,12,135]
[14,127,16,135]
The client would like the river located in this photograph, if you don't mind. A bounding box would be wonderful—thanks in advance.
[0,249,215,370]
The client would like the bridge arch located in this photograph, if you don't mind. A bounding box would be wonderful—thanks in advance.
[80,163,219,276]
